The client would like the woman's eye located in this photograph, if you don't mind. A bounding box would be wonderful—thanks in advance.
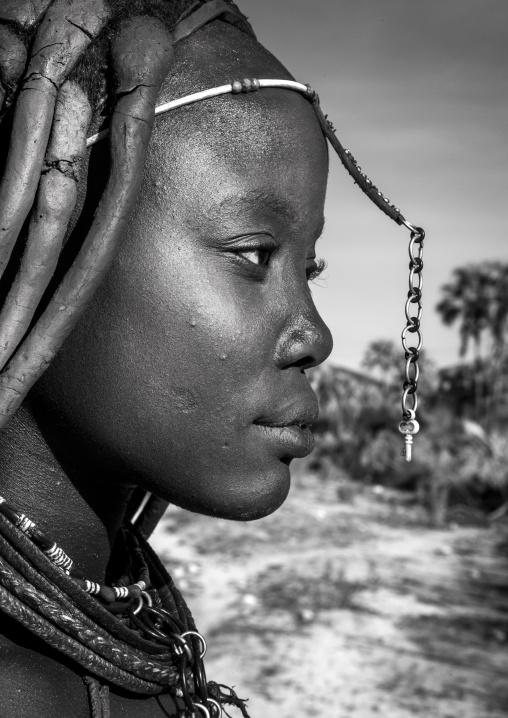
[237,248,272,266]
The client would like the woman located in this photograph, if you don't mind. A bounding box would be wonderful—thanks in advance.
[0,1,333,715]
[0,1,422,715]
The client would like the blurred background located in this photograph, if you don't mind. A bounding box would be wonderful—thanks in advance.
[151,2,508,716]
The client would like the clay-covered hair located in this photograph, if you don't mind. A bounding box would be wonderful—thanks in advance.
[0,0,254,430]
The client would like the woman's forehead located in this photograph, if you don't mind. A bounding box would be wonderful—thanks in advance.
[144,98,328,230]
[149,85,327,176]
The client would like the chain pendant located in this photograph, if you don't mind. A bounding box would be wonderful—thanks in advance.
[400,225,425,462]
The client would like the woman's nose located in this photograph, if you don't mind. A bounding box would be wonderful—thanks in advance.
[275,305,333,371]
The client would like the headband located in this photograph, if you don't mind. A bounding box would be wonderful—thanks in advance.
[87,78,415,231]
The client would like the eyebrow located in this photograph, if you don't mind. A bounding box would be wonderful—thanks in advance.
[218,189,325,239]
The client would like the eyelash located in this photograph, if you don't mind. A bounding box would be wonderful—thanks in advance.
[235,248,326,283]
[307,258,327,282]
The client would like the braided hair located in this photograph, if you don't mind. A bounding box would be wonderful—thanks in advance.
[0,0,254,431]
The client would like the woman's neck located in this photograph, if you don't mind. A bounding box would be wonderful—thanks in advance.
[0,404,133,583]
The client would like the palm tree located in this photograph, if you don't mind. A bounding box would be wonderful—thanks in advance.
[436,262,508,423]
[436,265,491,360]
[484,264,508,424]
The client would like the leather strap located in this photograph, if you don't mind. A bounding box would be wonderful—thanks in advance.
[311,96,405,225]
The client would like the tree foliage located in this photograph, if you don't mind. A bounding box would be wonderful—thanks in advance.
[436,261,508,426]
[436,262,508,360]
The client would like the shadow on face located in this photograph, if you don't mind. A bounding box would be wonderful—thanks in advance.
[32,21,333,521]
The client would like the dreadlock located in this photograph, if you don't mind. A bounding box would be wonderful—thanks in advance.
[0,0,254,431]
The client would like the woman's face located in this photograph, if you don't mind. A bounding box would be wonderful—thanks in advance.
[34,87,332,520]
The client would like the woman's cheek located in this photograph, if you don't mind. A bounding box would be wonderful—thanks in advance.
[143,247,270,383]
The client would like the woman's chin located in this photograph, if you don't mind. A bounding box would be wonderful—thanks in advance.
[164,461,292,522]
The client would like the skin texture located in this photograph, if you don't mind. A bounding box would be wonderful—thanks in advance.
[0,19,332,718]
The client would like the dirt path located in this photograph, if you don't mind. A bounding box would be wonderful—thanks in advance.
[150,474,508,718]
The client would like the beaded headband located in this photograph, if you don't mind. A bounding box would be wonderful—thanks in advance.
[87,77,425,462]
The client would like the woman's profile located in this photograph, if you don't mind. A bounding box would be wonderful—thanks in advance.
[0,1,422,716]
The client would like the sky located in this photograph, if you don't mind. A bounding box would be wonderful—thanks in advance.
[241,0,508,370]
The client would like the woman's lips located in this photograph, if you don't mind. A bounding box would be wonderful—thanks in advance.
[253,422,315,458]
[253,395,319,458]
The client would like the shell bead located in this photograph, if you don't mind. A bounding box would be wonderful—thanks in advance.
[84,580,101,595]
[113,586,129,600]
[17,514,36,535]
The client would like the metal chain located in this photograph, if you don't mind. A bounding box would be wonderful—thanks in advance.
[399,222,425,461]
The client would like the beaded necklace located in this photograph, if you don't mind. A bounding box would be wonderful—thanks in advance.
[0,494,249,718]
[0,496,150,603]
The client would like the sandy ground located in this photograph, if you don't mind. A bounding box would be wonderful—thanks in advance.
[150,474,508,718]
